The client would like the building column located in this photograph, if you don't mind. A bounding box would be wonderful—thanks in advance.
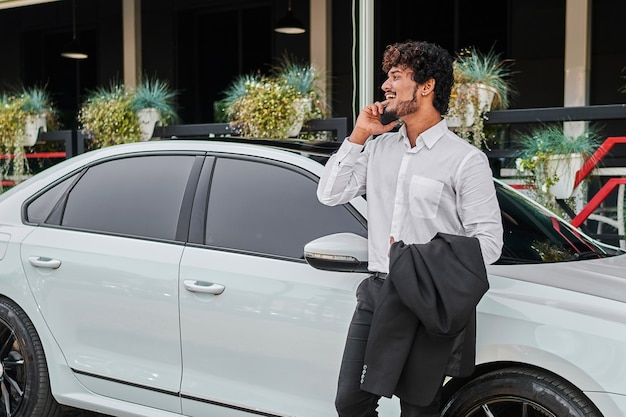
[123,0,141,87]
[564,0,592,210]
[358,0,374,115]
[564,0,591,137]
[310,0,330,103]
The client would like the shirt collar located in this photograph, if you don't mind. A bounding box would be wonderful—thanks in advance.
[400,118,448,150]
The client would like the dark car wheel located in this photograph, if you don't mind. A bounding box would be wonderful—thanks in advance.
[441,367,601,417]
[0,297,61,417]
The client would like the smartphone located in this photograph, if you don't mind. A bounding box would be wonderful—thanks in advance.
[380,108,398,125]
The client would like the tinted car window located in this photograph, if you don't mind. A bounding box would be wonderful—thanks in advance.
[496,183,613,264]
[206,157,367,258]
[26,175,77,224]
[58,155,196,240]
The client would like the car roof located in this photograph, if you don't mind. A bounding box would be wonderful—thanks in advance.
[0,138,347,220]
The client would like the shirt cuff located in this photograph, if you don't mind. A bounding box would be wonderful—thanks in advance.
[335,138,364,162]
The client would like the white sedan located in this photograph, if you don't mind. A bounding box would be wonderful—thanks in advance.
[0,139,624,417]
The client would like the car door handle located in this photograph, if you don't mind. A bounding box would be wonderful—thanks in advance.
[183,280,225,295]
[28,256,62,269]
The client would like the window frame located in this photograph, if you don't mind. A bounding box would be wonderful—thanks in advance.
[22,151,206,244]
[186,153,367,262]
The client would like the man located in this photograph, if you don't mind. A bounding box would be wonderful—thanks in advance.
[317,40,503,416]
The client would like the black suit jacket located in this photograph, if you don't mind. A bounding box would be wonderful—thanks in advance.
[360,233,489,406]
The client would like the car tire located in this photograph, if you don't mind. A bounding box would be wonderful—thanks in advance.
[441,367,601,417]
[0,297,61,417]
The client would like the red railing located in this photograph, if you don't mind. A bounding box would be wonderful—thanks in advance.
[569,136,626,228]
[0,151,67,187]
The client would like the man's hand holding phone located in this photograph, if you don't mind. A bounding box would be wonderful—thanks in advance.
[348,100,398,145]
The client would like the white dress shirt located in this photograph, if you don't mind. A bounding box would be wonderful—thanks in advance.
[317,119,503,273]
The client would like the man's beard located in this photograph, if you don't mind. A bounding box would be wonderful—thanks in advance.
[385,87,419,119]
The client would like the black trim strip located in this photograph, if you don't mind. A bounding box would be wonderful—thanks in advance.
[180,393,284,417]
[72,368,178,397]
[71,369,287,417]
[175,155,206,242]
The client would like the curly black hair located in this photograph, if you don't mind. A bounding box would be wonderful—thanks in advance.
[382,40,454,114]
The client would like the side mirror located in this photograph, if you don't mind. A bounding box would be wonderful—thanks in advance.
[304,233,369,273]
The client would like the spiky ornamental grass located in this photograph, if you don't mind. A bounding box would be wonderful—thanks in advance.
[273,56,317,95]
[515,124,601,211]
[453,46,516,109]
[448,46,516,149]
[18,85,54,116]
[131,77,179,124]
[222,74,261,106]
[516,124,601,161]
[272,56,329,121]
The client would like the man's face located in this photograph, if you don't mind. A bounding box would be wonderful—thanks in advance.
[381,66,419,119]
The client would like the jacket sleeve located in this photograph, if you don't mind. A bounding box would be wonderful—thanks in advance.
[317,138,368,206]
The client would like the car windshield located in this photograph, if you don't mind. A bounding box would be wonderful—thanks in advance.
[495,181,622,264]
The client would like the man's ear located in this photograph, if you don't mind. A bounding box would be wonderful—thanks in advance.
[422,78,435,96]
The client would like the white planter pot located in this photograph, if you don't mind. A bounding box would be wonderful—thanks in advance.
[21,114,47,147]
[287,98,312,137]
[545,153,585,199]
[137,108,161,141]
[446,83,496,127]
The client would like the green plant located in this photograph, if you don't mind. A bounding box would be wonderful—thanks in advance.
[79,82,142,148]
[447,46,516,148]
[226,77,301,138]
[221,57,329,139]
[18,85,55,117]
[515,124,601,210]
[79,78,178,148]
[0,94,28,190]
[215,73,262,123]
[0,85,59,190]
[131,77,179,124]
[272,55,329,123]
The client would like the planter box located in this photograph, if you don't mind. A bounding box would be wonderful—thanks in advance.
[446,83,496,128]
[21,114,47,147]
[287,98,312,137]
[137,108,160,141]
[545,153,585,199]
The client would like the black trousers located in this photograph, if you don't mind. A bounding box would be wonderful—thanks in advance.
[335,276,441,417]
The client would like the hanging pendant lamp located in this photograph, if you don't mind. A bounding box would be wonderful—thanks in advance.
[61,0,88,59]
[274,0,306,34]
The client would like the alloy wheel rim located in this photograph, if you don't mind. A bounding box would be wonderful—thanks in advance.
[0,320,26,417]
[460,396,558,417]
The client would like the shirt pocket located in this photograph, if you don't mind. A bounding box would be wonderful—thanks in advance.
[408,175,444,219]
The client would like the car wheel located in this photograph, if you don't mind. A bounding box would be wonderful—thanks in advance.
[0,297,61,417]
[441,367,601,417]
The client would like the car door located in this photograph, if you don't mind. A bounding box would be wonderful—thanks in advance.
[20,153,204,414]
[179,155,369,417]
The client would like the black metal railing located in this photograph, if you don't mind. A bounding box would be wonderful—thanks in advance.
[152,117,349,143]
